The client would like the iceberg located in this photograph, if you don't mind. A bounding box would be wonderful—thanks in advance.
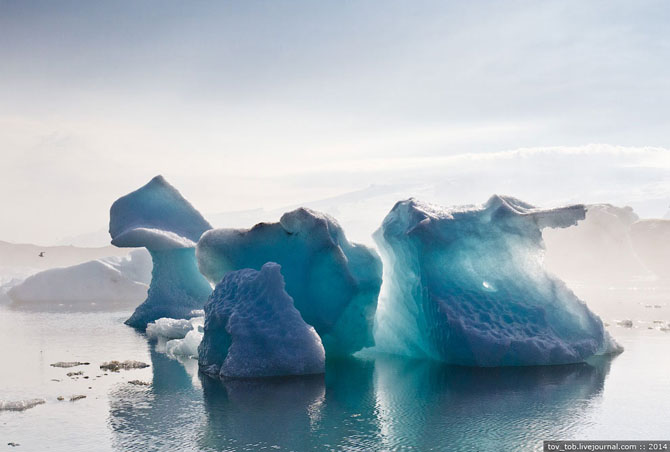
[105,248,153,285]
[7,249,151,310]
[198,262,325,378]
[109,176,213,329]
[166,316,204,358]
[373,195,621,366]
[0,240,130,280]
[146,317,193,340]
[145,316,203,358]
[196,208,382,356]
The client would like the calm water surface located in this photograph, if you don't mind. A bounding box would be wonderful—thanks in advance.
[1,307,669,451]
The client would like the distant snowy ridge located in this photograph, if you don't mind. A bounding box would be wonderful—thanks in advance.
[0,240,129,279]
[544,204,670,284]
[7,249,151,309]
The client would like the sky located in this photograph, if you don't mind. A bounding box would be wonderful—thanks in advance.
[1,0,669,245]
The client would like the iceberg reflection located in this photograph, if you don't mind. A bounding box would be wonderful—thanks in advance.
[108,350,614,451]
[373,355,613,451]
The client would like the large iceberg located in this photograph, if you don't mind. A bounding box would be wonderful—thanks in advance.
[373,195,621,366]
[198,262,325,378]
[110,176,213,329]
[7,250,151,310]
[197,208,382,356]
[0,240,130,280]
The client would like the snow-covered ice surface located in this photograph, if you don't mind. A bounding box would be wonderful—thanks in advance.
[167,329,203,359]
[103,249,152,285]
[109,176,213,329]
[0,240,130,282]
[197,208,382,356]
[146,317,193,340]
[0,277,23,305]
[373,195,621,366]
[199,262,325,378]
[6,249,151,310]
[146,316,203,360]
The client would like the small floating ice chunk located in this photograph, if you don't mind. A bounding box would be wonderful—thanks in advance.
[0,399,46,411]
[146,318,193,340]
[99,360,150,372]
[166,329,203,359]
[50,361,90,368]
[617,320,634,328]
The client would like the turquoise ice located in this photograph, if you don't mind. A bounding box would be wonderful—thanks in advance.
[198,262,325,378]
[373,195,622,366]
[109,175,213,329]
[196,208,382,356]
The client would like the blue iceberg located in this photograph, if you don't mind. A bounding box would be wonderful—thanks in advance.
[373,195,622,366]
[197,208,382,356]
[198,262,325,378]
[109,175,213,329]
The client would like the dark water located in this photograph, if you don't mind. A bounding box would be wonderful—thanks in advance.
[1,308,669,451]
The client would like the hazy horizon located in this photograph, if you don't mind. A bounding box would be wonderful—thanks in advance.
[2,0,669,244]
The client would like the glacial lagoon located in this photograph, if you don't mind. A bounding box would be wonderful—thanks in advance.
[1,302,669,452]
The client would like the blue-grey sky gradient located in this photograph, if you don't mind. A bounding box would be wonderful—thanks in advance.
[1,0,669,244]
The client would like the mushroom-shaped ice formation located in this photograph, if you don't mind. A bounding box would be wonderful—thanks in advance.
[109,175,213,329]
